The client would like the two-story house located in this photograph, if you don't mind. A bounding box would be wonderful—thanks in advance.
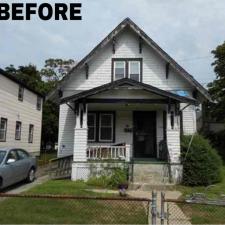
[0,69,43,156]
[50,18,211,184]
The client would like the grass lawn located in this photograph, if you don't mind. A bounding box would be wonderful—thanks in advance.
[0,180,148,224]
[172,167,225,224]
[37,151,57,166]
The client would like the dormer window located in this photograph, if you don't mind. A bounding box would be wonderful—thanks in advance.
[112,58,142,82]
[114,61,126,80]
[129,61,140,81]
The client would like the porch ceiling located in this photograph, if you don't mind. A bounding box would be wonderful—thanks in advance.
[60,78,198,105]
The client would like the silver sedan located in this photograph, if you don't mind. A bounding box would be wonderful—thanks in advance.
[0,147,37,189]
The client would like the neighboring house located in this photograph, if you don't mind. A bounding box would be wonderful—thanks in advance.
[0,69,44,156]
[50,18,211,183]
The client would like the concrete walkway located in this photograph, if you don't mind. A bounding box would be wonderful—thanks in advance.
[127,190,191,225]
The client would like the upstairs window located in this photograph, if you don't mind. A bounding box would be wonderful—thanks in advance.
[15,121,22,140]
[114,61,126,80]
[129,61,140,81]
[37,96,42,111]
[113,58,142,82]
[28,124,34,143]
[18,85,24,101]
[0,118,7,142]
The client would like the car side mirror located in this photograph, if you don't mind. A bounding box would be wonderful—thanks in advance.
[7,158,16,164]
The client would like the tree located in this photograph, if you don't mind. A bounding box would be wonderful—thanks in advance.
[5,64,43,94]
[40,58,75,150]
[207,41,225,121]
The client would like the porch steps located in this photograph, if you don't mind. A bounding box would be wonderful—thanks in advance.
[130,163,172,186]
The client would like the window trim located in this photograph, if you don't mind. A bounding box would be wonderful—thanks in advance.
[28,124,34,143]
[99,113,114,142]
[113,61,126,80]
[0,118,7,142]
[18,85,24,102]
[87,113,96,142]
[128,61,141,81]
[112,58,143,82]
[88,111,115,143]
[15,121,22,140]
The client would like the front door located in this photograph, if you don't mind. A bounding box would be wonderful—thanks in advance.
[133,111,157,158]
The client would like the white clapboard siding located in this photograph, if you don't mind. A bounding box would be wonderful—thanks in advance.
[58,104,76,157]
[64,28,193,92]
[0,74,42,155]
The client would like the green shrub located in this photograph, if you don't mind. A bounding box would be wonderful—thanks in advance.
[87,167,128,189]
[181,135,222,186]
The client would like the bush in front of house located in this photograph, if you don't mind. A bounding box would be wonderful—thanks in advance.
[87,167,128,189]
[181,134,222,186]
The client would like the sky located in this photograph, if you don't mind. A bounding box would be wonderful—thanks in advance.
[1,0,225,86]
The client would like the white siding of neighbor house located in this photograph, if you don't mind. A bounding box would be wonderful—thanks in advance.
[0,74,43,155]
[59,27,198,161]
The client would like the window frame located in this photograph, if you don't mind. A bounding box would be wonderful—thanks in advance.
[99,113,114,142]
[0,118,7,142]
[87,111,115,143]
[113,61,126,80]
[128,60,141,82]
[16,149,29,160]
[18,85,24,102]
[112,58,143,82]
[15,121,22,140]
[36,96,42,111]
[87,113,96,142]
[28,124,34,143]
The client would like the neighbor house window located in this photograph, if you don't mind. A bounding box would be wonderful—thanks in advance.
[129,61,140,81]
[15,121,22,140]
[18,85,24,101]
[36,96,42,110]
[87,112,115,143]
[99,113,114,142]
[28,124,34,143]
[0,118,7,142]
[88,113,96,142]
[114,61,126,80]
[113,58,142,82]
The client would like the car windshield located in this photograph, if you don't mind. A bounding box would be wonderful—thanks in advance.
[0,151,6,164]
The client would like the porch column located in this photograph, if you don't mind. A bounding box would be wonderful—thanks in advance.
[166,103,183,183]
[71,102,89,181]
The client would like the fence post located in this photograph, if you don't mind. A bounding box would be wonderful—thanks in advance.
[161,192,165,225]
[151,191,157,225]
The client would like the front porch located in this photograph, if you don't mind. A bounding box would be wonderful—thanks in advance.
[59,79,197,183]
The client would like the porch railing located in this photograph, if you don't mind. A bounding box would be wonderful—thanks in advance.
[87,144,130,162]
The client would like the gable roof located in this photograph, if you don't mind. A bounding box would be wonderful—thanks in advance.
[60,17,211,101]
[61,78,198,105]
[0,68,44,98]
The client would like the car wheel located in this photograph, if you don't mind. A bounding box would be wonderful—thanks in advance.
[27,168,36,183]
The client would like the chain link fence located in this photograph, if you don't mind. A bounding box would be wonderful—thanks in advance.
[165,198,225,224]
[0,193,150,224]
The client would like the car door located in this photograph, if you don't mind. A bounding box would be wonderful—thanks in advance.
[4,149,21,185]
[16,149,31,180]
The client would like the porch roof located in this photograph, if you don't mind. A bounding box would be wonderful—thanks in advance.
[60,78,198,105]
